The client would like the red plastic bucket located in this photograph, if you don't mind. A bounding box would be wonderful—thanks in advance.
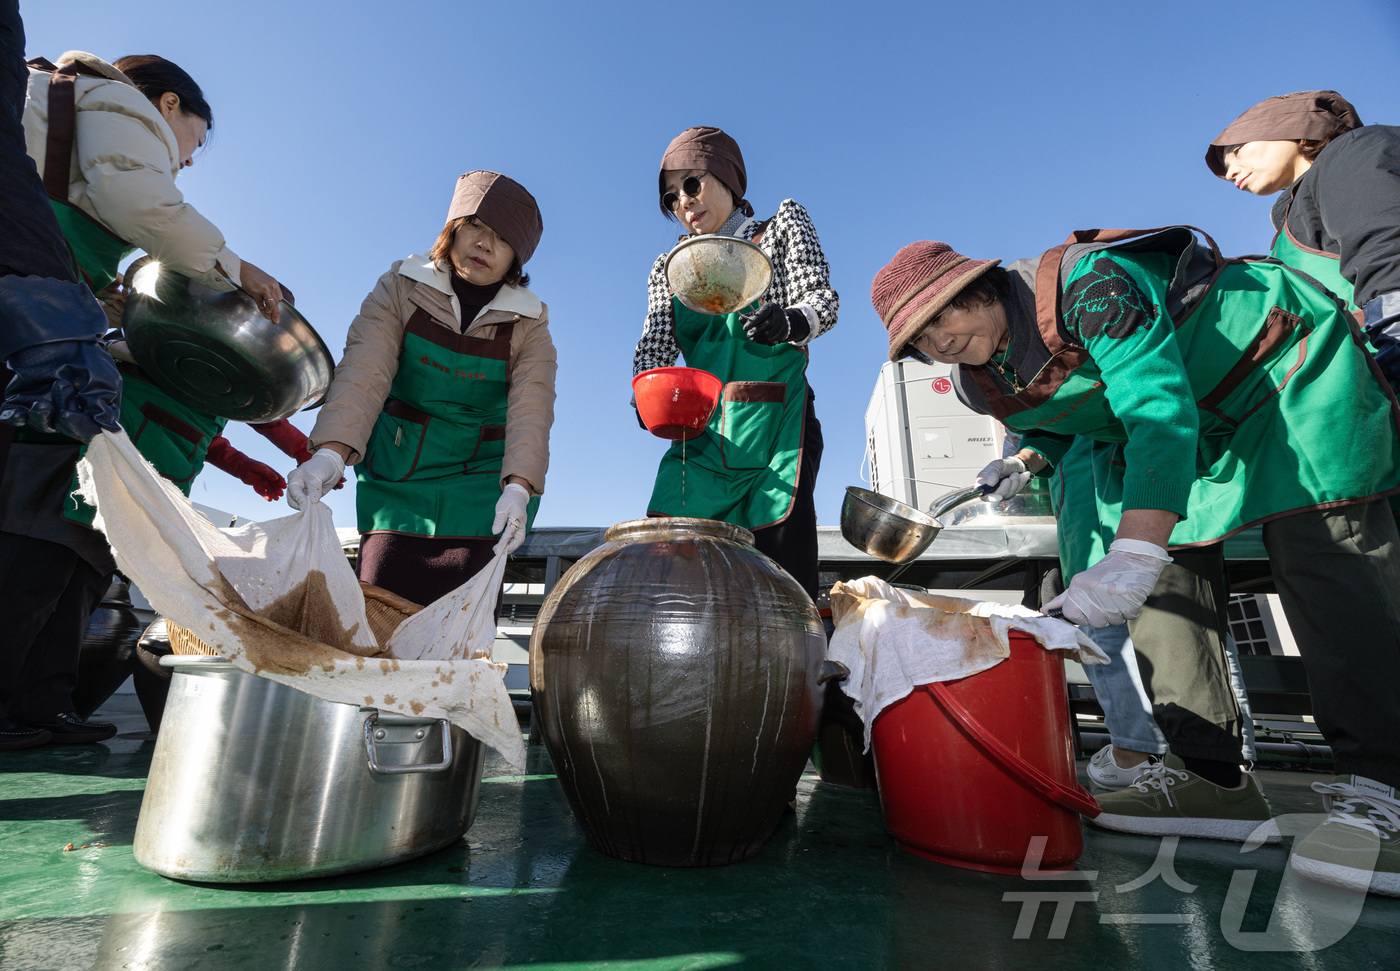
[632,367,724,441]
[870,631,1100,874]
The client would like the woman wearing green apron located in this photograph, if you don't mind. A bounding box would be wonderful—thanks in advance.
[1206,91,1400,380]
[872,230,1400,895]
[634,127,838,599]
[0,51,290,747]
[292,172,554,609]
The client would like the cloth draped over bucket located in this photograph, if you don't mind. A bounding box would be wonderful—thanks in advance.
[827,577,1108,750]
[77,431,526,769]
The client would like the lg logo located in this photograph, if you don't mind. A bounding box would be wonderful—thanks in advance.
[932,378,952,395]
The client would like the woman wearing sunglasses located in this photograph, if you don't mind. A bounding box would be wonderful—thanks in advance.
[633,126,838,598]
[289,171,555,612]
[872,230,1400,894]
[1205,91,1400,388]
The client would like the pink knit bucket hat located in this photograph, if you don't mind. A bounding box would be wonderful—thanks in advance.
[871,241,1000,361]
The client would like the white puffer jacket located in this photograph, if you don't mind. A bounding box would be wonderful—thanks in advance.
[22,51,240,289]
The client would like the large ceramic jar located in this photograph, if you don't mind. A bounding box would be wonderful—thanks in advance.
[530,517,827,866]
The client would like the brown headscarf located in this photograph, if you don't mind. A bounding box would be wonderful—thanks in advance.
[446,171,544,265]
[658,126,754,218]
[1205,91,1362,176]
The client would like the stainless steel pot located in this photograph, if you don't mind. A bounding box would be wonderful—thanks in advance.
[133,656,485,882]
[123,262,335,422]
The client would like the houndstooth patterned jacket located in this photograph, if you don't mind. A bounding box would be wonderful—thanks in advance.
[632,199,839,374]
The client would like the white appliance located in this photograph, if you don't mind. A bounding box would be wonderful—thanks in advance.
[865,359,1005,512]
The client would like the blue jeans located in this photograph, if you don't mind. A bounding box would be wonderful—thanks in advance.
[1082,624,1255,761]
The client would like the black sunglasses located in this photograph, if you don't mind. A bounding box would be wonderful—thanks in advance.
[662,175,704,212]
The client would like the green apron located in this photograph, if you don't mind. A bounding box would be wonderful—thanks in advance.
[60,364,227,525]
[970,234,1400,575]
[356,308,539,538]
[1269,187,1358,311]
[646,296,809,531]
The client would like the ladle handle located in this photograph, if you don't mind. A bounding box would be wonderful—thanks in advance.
[926,483,994,520]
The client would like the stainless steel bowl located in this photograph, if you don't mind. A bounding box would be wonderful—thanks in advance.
[664,235,773,316]
[123,262,335,422]
[840,486,943,564]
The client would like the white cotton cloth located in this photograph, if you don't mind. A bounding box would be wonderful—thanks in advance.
[77,430,525,770]
[826,577,1108,750]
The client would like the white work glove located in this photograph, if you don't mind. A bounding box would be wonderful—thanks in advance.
[1043,539,1172,628]
[975,456,1032,502]
[492,482,531,554]
[286,449,346,510]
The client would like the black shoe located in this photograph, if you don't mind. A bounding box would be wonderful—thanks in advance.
[0,723,53,751]
[29,712,117,745]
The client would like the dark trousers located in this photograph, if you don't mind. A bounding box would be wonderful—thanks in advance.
[1128,545,1243,763]
[752,395,823,600]
[0,0,77,281]
[357,532,504,620]
[1263,500,1400,787]
[0,530,109,724]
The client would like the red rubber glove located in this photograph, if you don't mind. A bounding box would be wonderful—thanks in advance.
[205,435,286,501]
[250,420,344,489]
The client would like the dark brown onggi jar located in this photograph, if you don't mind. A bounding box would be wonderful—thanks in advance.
[530,517,828,866]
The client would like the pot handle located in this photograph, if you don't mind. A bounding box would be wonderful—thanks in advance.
[818,660,850,685]
[363,711,454,775]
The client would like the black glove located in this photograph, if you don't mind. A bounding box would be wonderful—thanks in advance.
[1364,291,1400,390]
[742,304,811,345]
[2,340,122,442]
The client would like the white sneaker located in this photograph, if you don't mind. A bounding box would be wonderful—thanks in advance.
[1087,745,1155,790]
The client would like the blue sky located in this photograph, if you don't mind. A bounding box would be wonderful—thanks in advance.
[21,0,1400,531]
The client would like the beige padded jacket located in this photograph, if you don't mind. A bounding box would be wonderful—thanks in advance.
[22,51,241,289]
[309,255,557,496]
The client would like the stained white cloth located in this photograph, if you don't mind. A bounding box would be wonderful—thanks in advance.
[827,577,1108,750]
[77,430,525,769]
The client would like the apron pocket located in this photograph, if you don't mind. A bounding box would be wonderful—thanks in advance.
[463,424,506,476]
[719,381,786,471]
[365,400,429,482]
[1196,306,1308,431]
[130,402,205,484]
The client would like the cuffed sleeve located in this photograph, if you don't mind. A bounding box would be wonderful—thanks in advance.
[500,306,556,495]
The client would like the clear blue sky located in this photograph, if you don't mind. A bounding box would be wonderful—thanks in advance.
[20,0,1400,531]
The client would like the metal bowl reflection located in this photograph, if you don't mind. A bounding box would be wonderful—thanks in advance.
[122,262,334,422]
[840,486,942,564]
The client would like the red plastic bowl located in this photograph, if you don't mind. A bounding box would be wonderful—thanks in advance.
[632,367,724,441]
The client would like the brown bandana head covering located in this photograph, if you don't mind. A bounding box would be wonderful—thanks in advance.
[871,241,1001,362]
[1205,91,1362,176]
[446,171,544,265]
[658,126,754,218]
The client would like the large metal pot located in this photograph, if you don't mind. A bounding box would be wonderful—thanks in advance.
[133,657,485,882]
[530,517,829,867]
[123,262,334,422]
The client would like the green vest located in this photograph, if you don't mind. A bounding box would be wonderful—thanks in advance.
[646,296,810,530]
[966,232,1400,568]
[355,309,539,538]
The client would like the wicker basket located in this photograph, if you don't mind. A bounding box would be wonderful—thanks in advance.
[168,581,422,657]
